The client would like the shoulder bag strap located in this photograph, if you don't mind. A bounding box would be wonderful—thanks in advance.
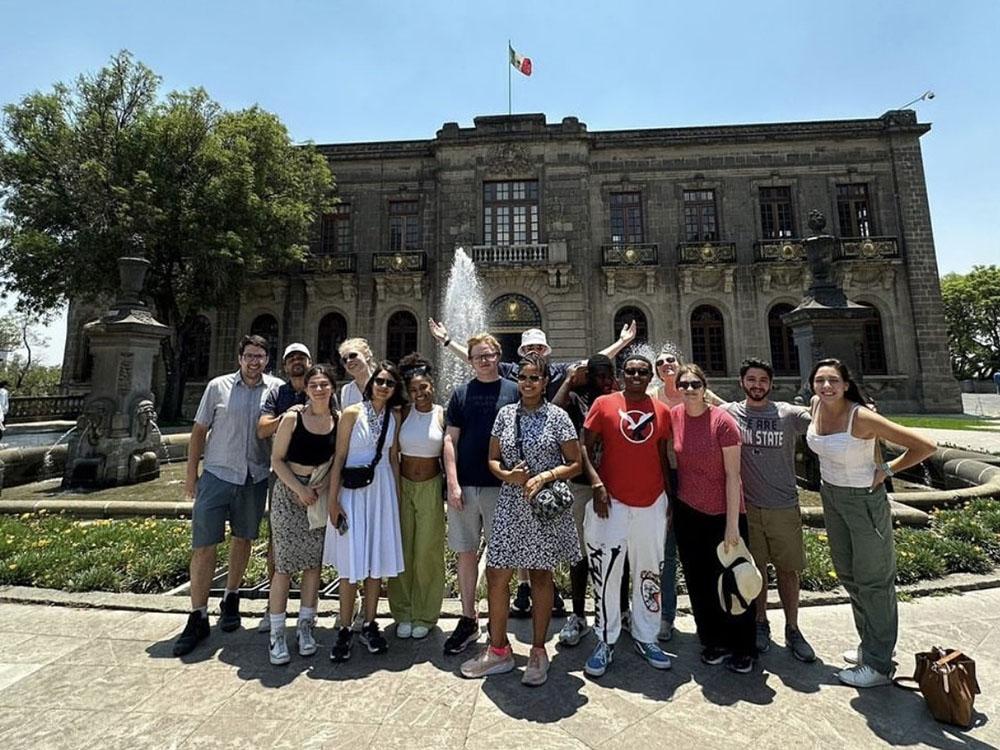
[368,406,391,470]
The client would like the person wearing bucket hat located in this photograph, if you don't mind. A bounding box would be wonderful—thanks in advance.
[670,363,757,674]
[716,538,763,617]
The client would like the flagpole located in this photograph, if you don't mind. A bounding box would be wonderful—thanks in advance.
[507,40,512,116]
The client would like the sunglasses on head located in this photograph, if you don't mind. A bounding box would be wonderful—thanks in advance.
[516,373,543,382]
[372,377,396,388]
[623,367,651,377]
[677,380,704,390]
[655,356,678,367]
[342,352,360,363]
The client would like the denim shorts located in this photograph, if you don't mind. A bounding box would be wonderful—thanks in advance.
[192,471,268,548]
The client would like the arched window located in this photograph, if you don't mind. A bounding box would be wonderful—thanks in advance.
[768,304,799,376]
[184,316,212,380]
[613,306,649,371]
[386,311,418,364]
[690,305,727,376]
[859,303,888,375]
[317,312,348,380]
[488,294,542,363]
[250,314,279,372]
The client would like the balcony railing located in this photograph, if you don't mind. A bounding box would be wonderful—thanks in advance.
[372,251,427,273]
[601,243,659,266]
[753,240,805,263]
[8,395,85,424]
[677,241,737,265]
[472,244,548,265]
[836,237,899,261]
[302,253,357,274]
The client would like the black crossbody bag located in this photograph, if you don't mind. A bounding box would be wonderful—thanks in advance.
[514,411,574,522]
[341,406,391,489]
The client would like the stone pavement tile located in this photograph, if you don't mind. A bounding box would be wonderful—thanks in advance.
[382,668,480,729]
[179,714,290,750]
[0,633,82,665]
[0,663,175,712]
[132,663,248,716]
[0,602,139,637]
[62,636,188,669]
[271,721,380,750]
[369,723,468,749]
[105,610,189,641]
[555,682,660,748]
[467,718,591,750]
[0,661,45,691]
[88,711,204,750]
[0,708,110,749]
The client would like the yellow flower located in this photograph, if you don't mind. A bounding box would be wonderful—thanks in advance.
[827,571,838,579]
[8,564,16,570]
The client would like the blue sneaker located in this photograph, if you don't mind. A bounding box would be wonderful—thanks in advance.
[634,640,672,670]
[584,641,614,677]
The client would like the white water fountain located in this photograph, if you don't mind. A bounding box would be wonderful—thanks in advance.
[438,247,488,398]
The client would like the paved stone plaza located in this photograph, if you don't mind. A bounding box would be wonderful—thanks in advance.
[0,588,997,749]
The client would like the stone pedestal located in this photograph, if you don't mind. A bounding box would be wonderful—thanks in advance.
[64,258,170,487]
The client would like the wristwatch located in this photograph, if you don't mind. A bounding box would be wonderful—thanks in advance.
[879,461,895,477]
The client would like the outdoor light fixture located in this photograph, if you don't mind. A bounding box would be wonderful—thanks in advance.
[899,90,935,109]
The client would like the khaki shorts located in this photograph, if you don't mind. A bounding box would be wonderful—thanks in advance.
[746,502,805,572]
[447,485,501,553]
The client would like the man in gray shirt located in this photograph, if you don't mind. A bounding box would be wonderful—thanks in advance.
[723,358,815,662]
[174,334,282,656]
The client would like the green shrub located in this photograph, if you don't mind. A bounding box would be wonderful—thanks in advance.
[800,531,841,592]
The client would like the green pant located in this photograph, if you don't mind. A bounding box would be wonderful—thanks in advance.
[388,475,446,626]
[821,482,898,675]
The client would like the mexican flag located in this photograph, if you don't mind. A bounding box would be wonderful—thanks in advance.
[509,45,532,76]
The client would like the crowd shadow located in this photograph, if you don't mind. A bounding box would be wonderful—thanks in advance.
[851,689,992,749]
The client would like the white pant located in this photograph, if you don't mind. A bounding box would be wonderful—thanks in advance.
[584,493,667,645]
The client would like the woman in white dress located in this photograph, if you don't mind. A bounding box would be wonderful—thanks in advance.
[338,337,375,408]
[325,360,406,662]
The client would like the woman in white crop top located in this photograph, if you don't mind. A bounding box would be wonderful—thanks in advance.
[807,358,935,689]
[387,353,447,639]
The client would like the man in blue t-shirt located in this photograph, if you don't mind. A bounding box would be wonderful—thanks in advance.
[441,332,519,656]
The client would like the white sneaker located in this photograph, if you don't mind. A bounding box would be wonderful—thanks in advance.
[558,614,589,647]
[843,646,897,665]
[838,664,892,688]
[296,618,317,657]
[257,612,271,634]
[411,624,430,639]
[396,622,413,639]
[269,634,290,665]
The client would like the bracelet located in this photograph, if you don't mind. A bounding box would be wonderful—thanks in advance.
[879,461,895,478]
[442,338,451,348]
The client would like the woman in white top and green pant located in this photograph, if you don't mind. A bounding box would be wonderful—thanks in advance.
[806,358,935,688]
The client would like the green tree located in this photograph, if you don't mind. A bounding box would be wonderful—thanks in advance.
[941,265,1000,380]
[0,51,334,419]
[0,312,51,390]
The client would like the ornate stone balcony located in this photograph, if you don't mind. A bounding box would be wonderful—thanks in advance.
[601,243,659,267]
[676,241,737,265]
[469,242,572,292]
[753,240,806,263]
[302,253,357,274]
[471,244,549,265]
[372,251,427,273]
[835,236,899,261]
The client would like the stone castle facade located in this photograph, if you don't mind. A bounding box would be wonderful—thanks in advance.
[62,111,962,413]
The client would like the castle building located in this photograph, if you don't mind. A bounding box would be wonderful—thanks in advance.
[62,111,962,413]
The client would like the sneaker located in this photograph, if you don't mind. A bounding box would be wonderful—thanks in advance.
[460,644,515,679]
[634,641,672,670]
[657,620,674,643]
[552,591,567,618]
[584,641,614,677]
[558,614,590,647]
[522,647,550,686]
[510,582,531,618]
[701,647,730,666]
[218,592,241,632]
[330,626,353,662]
[756,621,771,654]
[296,618,317,657]
[838,664,892,688]
[359,621,388,654]
[620,610,632,634]
[443,616,480,655]
[257,611,271,634]
[785,627,816,663]
[396,622,413,639]
[172,611,210,656]
[269,634,290,665]
[411,624,430,639]
[726,654,754,674]
[843,646,897,666]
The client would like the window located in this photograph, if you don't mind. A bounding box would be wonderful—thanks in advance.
[768,304,799,376]
[610,192,644,245]
[858,303,888,375]
[250,314,279,372]
[613,306,648,372]
[690,305,726,376]
[320,204,352,254]
[386,311,418,364]
[683,190,718,242]
[489,294,542,363]
[837,184,874,237]
[184,316,212,380]
[759,187,795,239]
[389,200,420,251]
[483,180,539,245]
[317,312,348,380]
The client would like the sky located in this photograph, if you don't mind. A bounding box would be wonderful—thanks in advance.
[2,0,998,364]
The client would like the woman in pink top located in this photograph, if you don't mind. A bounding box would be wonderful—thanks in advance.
[670,363,756,673]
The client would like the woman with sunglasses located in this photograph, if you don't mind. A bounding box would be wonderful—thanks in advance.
[807,358,935,688]
[338,337,376,408]
[671,363,756,673]
[388,353,447,640]
[460,353,582,686]
[325,361,406,662]
[266,364,338,665]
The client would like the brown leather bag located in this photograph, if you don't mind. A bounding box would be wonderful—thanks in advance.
[895,648,980,728]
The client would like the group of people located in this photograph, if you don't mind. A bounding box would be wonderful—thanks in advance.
[172,319,936,691]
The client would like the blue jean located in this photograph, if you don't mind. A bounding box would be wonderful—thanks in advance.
[660,523,678,625]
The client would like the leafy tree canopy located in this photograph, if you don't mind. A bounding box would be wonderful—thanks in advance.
[941,265,1000,380]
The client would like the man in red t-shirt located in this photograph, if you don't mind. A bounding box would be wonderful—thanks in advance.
[581,355,672,676]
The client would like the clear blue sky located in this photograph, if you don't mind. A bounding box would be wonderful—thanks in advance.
[2,0,997,363]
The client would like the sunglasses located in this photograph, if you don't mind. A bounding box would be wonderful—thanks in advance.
[342,352,360,363]
[516,374,543,382]
[677,381,705,390]
[623,367,652,377]
[655,356,678,367]
[372,377,397,388]
[472,352,499,363]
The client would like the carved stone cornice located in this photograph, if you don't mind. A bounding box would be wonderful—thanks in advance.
[374,273,425,302]
[754,263,809,293]
[839,262,897,292]
[304,275,356,303]
[603,266,657,296]
[680,265,735,294]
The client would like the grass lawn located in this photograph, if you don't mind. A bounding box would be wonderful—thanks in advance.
[893,415,1000,431]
